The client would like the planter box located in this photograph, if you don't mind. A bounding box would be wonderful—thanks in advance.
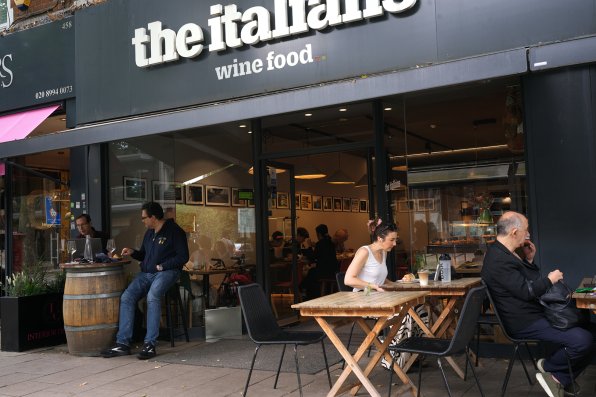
[1,293,66,352]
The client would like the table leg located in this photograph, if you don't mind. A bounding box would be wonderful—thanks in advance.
[314,317,381,397]
[203,274,210,309]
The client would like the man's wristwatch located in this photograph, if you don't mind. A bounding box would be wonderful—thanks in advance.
[156,264,163,271]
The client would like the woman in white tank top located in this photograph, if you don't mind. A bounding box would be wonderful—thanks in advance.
[344,220,398,292]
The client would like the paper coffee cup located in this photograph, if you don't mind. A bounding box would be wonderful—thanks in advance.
[418,270,429,286]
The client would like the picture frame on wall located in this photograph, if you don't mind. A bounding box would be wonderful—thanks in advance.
[359,199,369,213]
[323,196,333,211]
[300,194,312,210]
[277,192,289,209]
[398,199,415,212]
[333,197,343,211]
[152,181,182,203]
[185,183,204,205]
[312,195,322,211]
[342,197,351,212]
[123,177,147,201]
[231,188,246,207]
[416,198,435,212]
[351,198,359,212]
[206,185,231,206]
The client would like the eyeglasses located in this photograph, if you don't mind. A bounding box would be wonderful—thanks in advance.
[141,216,148,220]
[76,223,88,228]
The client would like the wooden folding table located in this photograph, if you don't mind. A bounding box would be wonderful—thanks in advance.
[292,290,428,397]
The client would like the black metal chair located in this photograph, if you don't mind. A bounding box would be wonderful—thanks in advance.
[387,286,487,397]
[237,283,332,397]
[482,280,540,396]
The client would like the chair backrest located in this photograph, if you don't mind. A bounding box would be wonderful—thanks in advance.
[238,283,282,342]
[481,280,517,341]
[336,272,351,292]
[444,286,487,354]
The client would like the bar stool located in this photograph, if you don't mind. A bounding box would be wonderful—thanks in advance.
[164,273,192,347]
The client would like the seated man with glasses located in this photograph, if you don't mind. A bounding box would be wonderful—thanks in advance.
[75,214,110,250]
[101,202,189,360]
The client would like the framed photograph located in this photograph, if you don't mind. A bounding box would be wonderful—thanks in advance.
[323,196,333,211]
[398,199,415,212]
[351,198,359,212]
[185,184,204,205]
[342,197,351,212]
[359,199,369,213]
[206,185,231,206]
[247,199,255,208]
[231,188,246,207]
[152,181,182,203]
[300,194,312,210]
[123,177,147,201]
[312,195,322,211]
[417,198,435,212]
[333,197,343,211]
[277,192,289,209]
[295,194,300,210]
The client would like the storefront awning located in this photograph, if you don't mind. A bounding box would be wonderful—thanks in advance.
[0,104,59,175]
[0,105,60,144]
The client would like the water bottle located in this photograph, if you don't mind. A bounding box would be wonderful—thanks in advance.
[439,253,451,282]
[83,235,94,262]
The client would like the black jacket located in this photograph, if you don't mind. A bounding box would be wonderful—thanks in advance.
[481,240,552,334]
[132,219,189,273]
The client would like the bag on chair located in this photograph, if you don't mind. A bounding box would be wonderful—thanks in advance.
[538,281,589,330]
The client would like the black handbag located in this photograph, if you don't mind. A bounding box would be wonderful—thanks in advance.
[538,281,589,330]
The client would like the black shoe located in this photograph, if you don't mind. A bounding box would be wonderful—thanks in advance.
[100,343,130,358]
[137,342,156,360]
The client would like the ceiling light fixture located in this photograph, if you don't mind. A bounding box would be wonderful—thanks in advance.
[248,166,286,175]
[384,107,393,111]
[295,163,326,179]
[390,144,509,161]
[354,174,369,188]
[339,108,347,112]
[327,153,354,184]
[239,124,247,128]
[305,113,312,117]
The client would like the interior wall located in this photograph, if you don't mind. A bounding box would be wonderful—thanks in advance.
[524,65,596,288]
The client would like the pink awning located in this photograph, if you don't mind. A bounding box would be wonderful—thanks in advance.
[0,105,60,143]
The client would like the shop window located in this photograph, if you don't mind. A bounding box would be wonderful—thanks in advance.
[0,1,12,31]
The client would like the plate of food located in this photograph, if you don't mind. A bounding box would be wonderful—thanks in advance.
[398,273,419,283]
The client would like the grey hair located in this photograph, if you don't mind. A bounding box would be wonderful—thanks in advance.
[496,212,524,236]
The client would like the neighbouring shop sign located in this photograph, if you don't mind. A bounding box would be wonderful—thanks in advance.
[0,18,75,113]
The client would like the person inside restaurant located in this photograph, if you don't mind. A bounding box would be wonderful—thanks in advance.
[332,228,349,253]
[101,202,189,360]
[482,211,595,397]
[75,214,110,249]
[296,227,315,262]
[301,224,339,299]
[270,230,285,259]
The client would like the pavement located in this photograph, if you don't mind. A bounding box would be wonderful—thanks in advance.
[0,334,594,397]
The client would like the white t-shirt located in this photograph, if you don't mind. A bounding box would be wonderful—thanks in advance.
[354,245,388,291]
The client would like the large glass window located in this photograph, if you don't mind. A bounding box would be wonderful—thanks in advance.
[384,78,526,278]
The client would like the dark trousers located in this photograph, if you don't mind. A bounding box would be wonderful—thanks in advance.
[513,317,595,387]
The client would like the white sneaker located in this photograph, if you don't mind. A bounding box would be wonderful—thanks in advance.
[537,358,546,374]
[536,372,563,397]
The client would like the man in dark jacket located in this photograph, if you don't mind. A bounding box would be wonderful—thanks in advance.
[482,211,594,397]
[101,202,189,360]
[75,214,110,251]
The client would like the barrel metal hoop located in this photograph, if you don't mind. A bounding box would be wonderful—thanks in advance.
[66,271,121,277]
[64,323,118,332]
[63,292,122,300]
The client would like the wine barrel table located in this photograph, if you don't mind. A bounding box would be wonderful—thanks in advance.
[59,261,129,356]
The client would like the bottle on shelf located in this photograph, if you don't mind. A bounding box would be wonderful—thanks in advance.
[439,253,451,282]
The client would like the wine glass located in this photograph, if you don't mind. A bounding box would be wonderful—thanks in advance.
[67,240,77,263]
[106,239,116,257]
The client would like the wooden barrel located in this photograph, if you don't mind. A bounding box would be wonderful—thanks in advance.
[61,262,127,356]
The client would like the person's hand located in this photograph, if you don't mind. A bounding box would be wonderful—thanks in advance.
[121,247,134,256]
[548,269,564,284]
[522,239,536,262]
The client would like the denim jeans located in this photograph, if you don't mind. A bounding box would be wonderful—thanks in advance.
[116,269,181,346]
[513,317,596,387]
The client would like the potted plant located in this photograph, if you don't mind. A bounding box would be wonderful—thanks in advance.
[1,261,66,352]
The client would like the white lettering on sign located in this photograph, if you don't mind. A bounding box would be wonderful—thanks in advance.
[131,0,417,67]
[0,53,14,88]
[384,179,401,192]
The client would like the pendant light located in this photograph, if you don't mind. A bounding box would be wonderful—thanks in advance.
[354,174,368,188]
[295,163,326,179]
[327,153,354,185]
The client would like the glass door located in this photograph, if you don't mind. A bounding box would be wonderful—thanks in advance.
[265,161,300,324]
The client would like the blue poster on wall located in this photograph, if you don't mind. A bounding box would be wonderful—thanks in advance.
[45,196,61,226]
